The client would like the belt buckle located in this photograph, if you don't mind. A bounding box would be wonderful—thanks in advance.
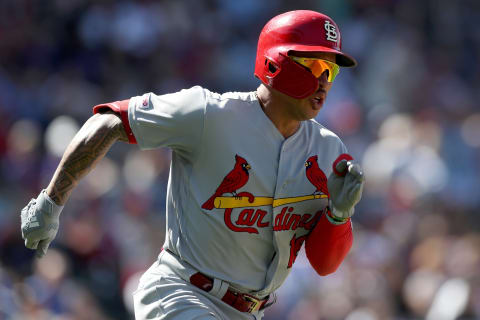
[243,294,262,313]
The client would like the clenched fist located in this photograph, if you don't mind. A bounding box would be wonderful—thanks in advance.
[327,154,365,223]
[21,190,63,258]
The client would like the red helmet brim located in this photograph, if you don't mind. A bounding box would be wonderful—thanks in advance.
[288,46,357,67]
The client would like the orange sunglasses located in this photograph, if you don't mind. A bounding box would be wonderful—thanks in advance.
[290,56,340,82]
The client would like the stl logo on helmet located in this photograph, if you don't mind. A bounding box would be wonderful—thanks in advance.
[324,20,338,43]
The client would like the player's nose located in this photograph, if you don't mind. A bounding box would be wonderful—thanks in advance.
[317,70,329,84]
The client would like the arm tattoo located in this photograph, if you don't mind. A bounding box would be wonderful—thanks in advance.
[46,113,128,205]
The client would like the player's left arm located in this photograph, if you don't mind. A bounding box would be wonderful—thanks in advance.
[305,154,364,276]
[305,214,353,276]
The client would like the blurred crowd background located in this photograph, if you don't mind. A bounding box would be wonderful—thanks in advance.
[1,0,479,319]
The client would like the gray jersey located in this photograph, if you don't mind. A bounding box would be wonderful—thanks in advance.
[127,86,347,297]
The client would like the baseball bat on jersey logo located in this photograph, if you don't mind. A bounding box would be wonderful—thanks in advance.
[201,154,329,232]
[202,154,330,268]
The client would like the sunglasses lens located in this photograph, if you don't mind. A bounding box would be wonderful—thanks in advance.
[291,57,340,82]
[319,60,339,82]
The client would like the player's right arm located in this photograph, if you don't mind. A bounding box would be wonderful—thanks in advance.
[21,112,128,257]
[305,155,364,276]
[21,87,206,258]
[46,112,128,205]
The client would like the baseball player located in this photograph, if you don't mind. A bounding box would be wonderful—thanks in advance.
[21,10,364,320]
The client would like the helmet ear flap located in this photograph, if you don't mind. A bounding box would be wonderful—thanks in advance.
[264,58,280,77]
[262,53,319,99]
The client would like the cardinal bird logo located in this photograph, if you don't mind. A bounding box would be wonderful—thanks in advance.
[202,154,251,210]
[305,155,329,197]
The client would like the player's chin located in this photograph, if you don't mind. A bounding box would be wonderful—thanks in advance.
[298,102,322,121]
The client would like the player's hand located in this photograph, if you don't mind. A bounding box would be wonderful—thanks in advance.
[327,155,364,222]
[21,190,63,258]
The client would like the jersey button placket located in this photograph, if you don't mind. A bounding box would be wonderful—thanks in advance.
[275,141,290,197]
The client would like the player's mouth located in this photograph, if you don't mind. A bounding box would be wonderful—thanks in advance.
[311,90,326,109]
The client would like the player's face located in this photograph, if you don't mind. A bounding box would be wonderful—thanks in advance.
[281,53,337,121]
[273,72,333,121]
[296,70,333,120]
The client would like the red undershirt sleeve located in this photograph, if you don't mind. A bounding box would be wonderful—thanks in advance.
[92,99,137,144]
[305,213,353,276]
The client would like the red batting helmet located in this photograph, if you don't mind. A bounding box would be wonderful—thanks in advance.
[254,10,357,99]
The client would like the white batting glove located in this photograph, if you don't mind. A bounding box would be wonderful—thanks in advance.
[21,190,63,258]
[327,157,365,223]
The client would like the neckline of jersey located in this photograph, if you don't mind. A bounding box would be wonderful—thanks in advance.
[250,91,304,143]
